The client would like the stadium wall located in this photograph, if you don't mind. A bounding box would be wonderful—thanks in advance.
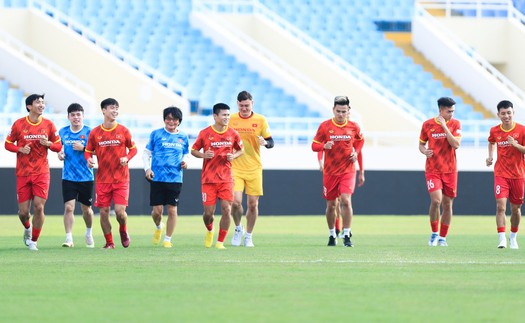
[0,168,495,216]
[436,17,525,92]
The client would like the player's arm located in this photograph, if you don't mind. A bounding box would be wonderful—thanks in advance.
[261,136,274,149]
[419,139,433,158]
[143,148,154,180]
[312,140,325,152]
[437,118,460,149]
[486,142,495,167]
[507,136,525,154]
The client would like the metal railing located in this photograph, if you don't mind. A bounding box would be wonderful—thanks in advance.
[0,112,498,148]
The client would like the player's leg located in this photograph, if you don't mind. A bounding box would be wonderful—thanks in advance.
[243,171,262,247]
[244,194,259,247]
[150,182,164,245]
[216,199,232,249]
[231,175,245,227]
[62,199,76,247]
[17,176,33,246]
[438,195,454,246]
[115,204,130,248]
[202,184,217,248]
[496,198,508,248]
[163,205,178,248]
[334,197,342,237]
[31,195,46,248]
[215,182,234,249]
[509,203,520,249]
[339,193,353,247]
[508,178,524,249]
[151,205,164,245]
[80,203,95,248]
[114,182,130,248]
[231,191,244,246]
[77,181,94,248]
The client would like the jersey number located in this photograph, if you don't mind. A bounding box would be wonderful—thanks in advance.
[427,179,434,190]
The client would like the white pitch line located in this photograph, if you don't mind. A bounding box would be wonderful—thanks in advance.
[221,259,525,265]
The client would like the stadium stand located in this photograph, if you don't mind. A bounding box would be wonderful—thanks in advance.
[2,0,522,147]
[259,0,485,121]
[36,0,319,117]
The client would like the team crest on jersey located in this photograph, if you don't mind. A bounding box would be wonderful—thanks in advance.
[252,123,258,127]
[80,135,85,139]
[430,128,435,132]
[329,130,334,133]
[98,136,102,139]
[209,136,214,140]
[23,129,28,133]
[227,136,232,141]
[116,134,123,139]
[40,129,47,134]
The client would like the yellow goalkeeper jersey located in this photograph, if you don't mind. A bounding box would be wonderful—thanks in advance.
[230,112,272,172]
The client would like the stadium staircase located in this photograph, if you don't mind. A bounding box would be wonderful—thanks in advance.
[384,32,492,119]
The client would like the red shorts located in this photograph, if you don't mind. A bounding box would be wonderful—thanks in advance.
[494,176,525,205]
[95,182,130,207]
[202,182,234,206]
[16,173,50,203]
[425,172,457,198]
[323,172,356,200]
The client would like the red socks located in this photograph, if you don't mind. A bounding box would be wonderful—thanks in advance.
[104,232,114,245]
[218,229,228,243]
[31,227,41,242]
[119,224,127,233]
[430,220,439,233]
[335,217,342,232]
[439,223,450,238]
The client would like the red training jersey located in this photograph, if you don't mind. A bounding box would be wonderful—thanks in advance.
[419,118,461,174]
[5,116,61,176]
[192,126,243,184]
[488,122,525,179]
[85,123,136,183]
[312,118,364,176]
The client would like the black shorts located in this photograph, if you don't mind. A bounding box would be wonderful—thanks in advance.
[62,180,94,206]
[150,182,182,206]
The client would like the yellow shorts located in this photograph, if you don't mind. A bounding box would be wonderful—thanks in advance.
[233,168,263,196]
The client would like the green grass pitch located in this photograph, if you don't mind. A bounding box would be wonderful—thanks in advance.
[1,215,524,322]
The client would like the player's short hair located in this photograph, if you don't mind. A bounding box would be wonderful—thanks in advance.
[213,103,230,115]
[437,97,456,109]
[334,95,350,107]
[67,103,84,114]
[237,90,253,101]
[163,106,183,124]
[100,98,119,110]
[25,93,45,112]
[497,100,513,111]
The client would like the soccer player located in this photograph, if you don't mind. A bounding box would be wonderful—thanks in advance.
[84,98,137,249]
[143,106,189,248]
[486,100,525,249]
[312,96,365,247]
[191,103,244,249]
[58,103,95,248]
[419,97,461,247]
[4,93,62,251]
[230,91,274,247]
[317,149,365,238]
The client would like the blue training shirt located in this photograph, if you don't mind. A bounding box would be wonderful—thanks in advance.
[59,125,94,182]
[145,128,189,183]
